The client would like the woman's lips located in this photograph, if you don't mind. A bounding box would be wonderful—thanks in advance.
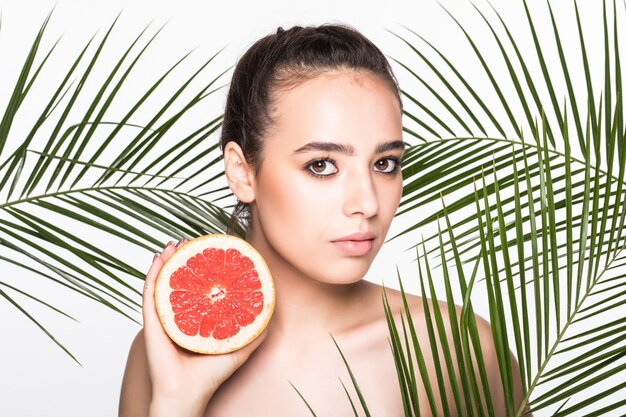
[332,239,374,256]
[331,231,376,256]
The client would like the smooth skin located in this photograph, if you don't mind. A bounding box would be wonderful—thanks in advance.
[119,70,525,416]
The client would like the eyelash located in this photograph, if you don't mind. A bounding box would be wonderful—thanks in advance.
[304,155,403,178]
[305,157,336,178]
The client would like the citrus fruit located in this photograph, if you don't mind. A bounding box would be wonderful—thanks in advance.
[154,234,275,354]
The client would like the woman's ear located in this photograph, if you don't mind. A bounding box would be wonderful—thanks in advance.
[223,141,256,203]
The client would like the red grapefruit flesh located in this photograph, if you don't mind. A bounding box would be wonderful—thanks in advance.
[154,234,275,354]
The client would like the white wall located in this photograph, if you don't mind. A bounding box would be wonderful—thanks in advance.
[0,0,617,416]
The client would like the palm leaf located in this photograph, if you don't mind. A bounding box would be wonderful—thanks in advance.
[0,13,236,360]
[382,0,626,414]
[4,0,626,415]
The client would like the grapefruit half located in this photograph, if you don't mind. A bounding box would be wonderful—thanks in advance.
[154,234,275,354]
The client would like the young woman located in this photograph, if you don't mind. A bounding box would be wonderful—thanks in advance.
[119,24,524,417]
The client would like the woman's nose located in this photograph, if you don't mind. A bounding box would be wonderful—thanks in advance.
[342,169,379,218]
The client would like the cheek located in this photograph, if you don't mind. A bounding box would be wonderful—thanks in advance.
[378,176,403,212]
[257,169,335,237]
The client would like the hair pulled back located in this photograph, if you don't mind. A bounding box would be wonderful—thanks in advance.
[220,23,402,236]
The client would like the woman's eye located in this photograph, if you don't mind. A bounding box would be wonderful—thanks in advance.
[307,159,338,176]
[374,158,400,173]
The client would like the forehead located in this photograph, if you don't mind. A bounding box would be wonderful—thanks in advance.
[265,70,402,150]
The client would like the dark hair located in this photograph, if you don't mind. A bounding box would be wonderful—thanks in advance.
[220,23,403,236]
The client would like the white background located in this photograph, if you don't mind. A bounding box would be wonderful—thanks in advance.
[0,0,612,416]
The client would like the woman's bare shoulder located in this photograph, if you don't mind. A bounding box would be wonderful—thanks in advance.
[119,329,151,417]
[367,283,520,415]
[367,283,502,375]
[373,283,493,341]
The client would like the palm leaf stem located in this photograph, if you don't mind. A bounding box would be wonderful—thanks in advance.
[25,149,186,181]
[532,359,626,413]
[1,184,209,211]
[545,339,626,380]
[515,243,626,416]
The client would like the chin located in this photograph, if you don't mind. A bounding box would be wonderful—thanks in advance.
[316,258,374,286]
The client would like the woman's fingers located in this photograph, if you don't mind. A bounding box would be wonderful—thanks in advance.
[142,249,165,331]
[142,239,185,337]
[138,236,265,402]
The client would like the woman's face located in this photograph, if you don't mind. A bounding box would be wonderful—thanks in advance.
[247,69,404,285]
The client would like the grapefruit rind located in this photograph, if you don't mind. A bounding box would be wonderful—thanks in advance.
[154,234,275,354]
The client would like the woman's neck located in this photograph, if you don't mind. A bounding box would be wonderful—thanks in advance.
[245,229,378,341]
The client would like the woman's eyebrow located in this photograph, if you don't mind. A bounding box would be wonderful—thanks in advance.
[293,140,405,155]
[293,142,352,154]
[376,140,405,153]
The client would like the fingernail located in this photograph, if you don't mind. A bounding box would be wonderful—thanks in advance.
[166,240,176,248]
[175,238,185,248]
[153,252,160,261]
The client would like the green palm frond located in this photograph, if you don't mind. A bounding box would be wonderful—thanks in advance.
[0,13,235,361]
[377,0,626,415]
[4,0,626,415]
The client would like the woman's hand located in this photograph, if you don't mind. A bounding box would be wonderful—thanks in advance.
[141,239,267,417]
